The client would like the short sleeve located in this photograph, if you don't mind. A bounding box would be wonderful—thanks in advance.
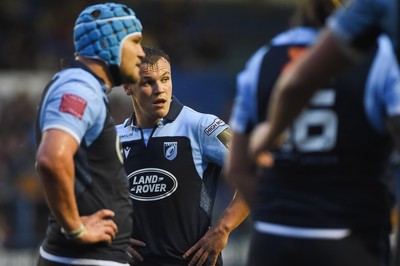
[198,114,231,167]
[39,69,106,145]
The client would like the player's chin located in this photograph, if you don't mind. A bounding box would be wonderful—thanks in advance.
[153,109,168,118]
[121,71,140,85]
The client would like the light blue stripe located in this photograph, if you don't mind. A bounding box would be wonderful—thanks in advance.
[254,221,350,239]
[40,246,129,266]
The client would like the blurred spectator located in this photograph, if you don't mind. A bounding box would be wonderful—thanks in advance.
[0,93,45,248]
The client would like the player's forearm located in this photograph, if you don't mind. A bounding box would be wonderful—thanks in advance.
[266,29,353,150]
[264,73,313,150]
[214,192,250,234]
[265,55,321,150]
[36,130,83,231]
[37,156,81,231]
[44,178,81,231]
[228,170,256,208]
[225,133,257,206]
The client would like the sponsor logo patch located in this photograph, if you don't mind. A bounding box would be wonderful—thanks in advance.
[59,94,87,120]
[119,132,134,139]
[164,142,177,161]
[204,118,225,135]
[216,128,232,149]
[128,168,178,201]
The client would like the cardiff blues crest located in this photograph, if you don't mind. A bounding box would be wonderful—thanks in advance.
[164,142,177,161]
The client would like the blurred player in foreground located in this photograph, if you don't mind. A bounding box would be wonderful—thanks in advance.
[226,0,400,265]
[35,3,144,265]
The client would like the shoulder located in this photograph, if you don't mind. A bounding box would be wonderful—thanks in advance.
[176,105,227,129]
[376,35,397,58]
[56,67,101,87]
[327,0,389,50]
[49,68,105,106]
[179,106,221,123]
[369,35,399,74]
[184,106,229,134]
[271,27,319,46]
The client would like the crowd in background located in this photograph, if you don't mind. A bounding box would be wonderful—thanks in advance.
[0,0,294,252]
[0,93,47,248]
[0,0,292,72]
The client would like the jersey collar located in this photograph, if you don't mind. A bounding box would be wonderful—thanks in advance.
[60,58,107,88]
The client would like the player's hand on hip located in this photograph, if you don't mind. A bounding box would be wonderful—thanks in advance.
[127,237,146,265]
[183,226,227,266]
[77,209,118,244]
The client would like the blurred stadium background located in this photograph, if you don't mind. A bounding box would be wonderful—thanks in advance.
[0,0,296,265]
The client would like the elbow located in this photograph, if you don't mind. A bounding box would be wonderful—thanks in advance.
[36,155,53,177]
[35,153,63,182]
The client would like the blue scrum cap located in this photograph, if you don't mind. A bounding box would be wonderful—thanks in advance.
[74,3,142,66]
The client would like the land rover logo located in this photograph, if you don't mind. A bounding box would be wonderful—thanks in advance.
[127,168,178,201]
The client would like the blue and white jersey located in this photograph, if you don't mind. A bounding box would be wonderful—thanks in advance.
[36,61,132,264]
[38,64,107,146]
[231,27,400,135]
[230,27,400,230]
[230,27,320,134]
[328,0,399,55]
[116,97,230,265]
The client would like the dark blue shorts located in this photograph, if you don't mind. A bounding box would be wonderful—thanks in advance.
[246,228,391,266]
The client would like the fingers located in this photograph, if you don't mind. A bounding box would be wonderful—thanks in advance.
[127,245,144,263]
[94,209,115,219]
[255,151,274,168]
[130,238,146,247]
[78,209,119,244]
[184,243,207,266]
[184,233,222,266]
[82,215,118,234]
[196,253,208,266]
[187,249,209,266]
[103,218,118,235]
[183,244,197,259]
[102,220,118,238]
[127,238,145,264]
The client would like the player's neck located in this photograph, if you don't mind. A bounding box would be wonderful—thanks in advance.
[76,56,114,88]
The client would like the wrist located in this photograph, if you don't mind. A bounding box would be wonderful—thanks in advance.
[214,221,232,235]
[61,222,86,240]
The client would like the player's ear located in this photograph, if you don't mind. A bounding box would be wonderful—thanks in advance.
[123,84,133,95]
